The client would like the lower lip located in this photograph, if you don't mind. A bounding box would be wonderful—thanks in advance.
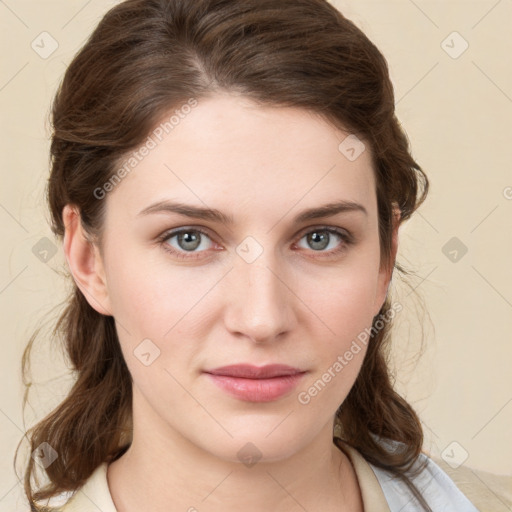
[204,372,306,402]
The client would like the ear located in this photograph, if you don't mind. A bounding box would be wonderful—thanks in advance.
[62,204,112,316]
[373,205,400,317]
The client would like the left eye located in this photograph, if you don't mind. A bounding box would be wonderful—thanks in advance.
[158,226,351,259]
[295,228,348,252]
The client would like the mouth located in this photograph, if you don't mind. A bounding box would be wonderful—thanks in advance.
[203,364,307,402]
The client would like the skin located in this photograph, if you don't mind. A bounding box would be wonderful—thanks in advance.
[63,92,398,512]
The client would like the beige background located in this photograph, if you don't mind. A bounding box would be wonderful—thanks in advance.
[1,0,511,510]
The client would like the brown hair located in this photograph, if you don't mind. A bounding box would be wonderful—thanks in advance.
[15,0,431,510]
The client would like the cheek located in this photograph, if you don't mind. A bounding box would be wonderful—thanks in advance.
[295,269,378,412]
[303,279,375,395]
[104,243,202,335]
[300,254,381,338]
[103,248,219,389]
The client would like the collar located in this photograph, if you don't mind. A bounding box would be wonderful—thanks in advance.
[62,443,391,512]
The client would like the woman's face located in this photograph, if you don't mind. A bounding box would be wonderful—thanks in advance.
[79,93,394,463]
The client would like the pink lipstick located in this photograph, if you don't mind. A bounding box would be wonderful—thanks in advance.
[204,364,306,402]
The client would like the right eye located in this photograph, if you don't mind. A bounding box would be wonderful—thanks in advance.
[157,228,217,260]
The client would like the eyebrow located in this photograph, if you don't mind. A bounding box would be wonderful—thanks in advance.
[137,199,367,225]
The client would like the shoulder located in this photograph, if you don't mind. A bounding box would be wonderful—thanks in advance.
[368,437,480,512]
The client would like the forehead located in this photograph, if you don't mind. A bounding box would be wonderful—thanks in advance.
[106,93,376,222]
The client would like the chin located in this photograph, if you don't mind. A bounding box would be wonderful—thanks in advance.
[191,420,317,465]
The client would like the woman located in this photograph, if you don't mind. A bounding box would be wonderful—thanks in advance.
[16,0,479,510]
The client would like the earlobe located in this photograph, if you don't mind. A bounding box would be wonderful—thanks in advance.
[62,204,112,316]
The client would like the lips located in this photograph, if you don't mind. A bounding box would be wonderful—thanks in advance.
[205,364,304,379]
[203,364,307,402]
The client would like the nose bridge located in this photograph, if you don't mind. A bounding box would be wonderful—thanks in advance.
[224,239,295,342]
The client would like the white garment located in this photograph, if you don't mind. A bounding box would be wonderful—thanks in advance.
[354,434,480,511]
[370,452,481,511]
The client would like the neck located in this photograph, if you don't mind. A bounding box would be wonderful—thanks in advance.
[107,390,363,512]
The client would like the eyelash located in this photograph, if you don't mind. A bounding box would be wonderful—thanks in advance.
[156,225,354,261]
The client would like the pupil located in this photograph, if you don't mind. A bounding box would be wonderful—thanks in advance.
[180,232,200,250]
[310,231,328,250]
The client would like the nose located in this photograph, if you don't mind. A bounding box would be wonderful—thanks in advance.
[222,249,296,344]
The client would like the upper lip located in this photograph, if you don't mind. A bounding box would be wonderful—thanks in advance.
[204,364,305,379]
